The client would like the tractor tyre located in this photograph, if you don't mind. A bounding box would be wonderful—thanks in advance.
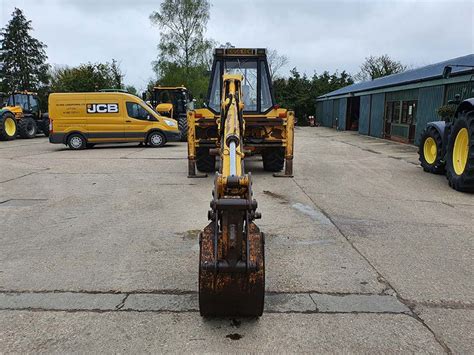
[178,114,188,142]
[18,117,37,139]
[418,126,445,174]
[0,112,17,141]
[446,111,474,192]
[262,147,285,172]
[41,117,50,137]
[196,147,216,173]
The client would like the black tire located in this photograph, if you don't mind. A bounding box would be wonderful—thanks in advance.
[67,133,86,150]
[418,126,445,174]
[262,147,285,172]
[86,143,95,149]
[41,118,50,137]
[17,117,37,139]
[148,131,166,147]
[446,111,474,192]
[0,112,17,141]
[178,114,188,142]
[196,147,216,172]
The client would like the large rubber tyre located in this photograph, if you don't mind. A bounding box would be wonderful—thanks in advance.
[148,131,166,147]
[0,112,17,141]
[446,111,474,192]
[178,114,188,142]
[41,117,50,137]
[196,147,216,173]
[418,126,445,174]
[262,147,285,172]
[67,133,86,150]
[17,117,37,139]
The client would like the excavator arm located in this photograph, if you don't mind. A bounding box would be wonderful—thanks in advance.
[198,74,265,316]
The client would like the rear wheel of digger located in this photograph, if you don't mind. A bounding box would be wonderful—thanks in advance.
[199,221,265,317]
[18,117,37,139]
[418,126,445,174]
[0,112,17,141]
[446,111,474,192]
[178,114,188,142]
[262,147,285,172]
[196,147,216,172]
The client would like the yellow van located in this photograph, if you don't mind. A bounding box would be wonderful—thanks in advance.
[48,92,180,149]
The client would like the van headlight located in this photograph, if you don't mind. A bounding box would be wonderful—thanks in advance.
[164,119,177,127]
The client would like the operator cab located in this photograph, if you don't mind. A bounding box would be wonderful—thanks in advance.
[207,48,275,114]
[152,86,193,116]
[6,92,40,114]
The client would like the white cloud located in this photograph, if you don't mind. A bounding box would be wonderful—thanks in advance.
[1,0,472,89]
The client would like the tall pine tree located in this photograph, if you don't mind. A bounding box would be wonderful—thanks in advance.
[0,8,49,92]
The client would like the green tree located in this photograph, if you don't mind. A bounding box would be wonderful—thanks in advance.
[0,8,49,92]
[50,61,124,92]
[150,0,212,74]
[355,54,407,81]
[149,0,214,106]
[273,68,353,125]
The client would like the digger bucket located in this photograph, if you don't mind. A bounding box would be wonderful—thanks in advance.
[199,221,265,317]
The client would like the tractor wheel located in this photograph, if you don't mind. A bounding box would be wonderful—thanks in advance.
[446,111,474,192]
[262,147,285,172]
[18,117,37,139]
[0,112,17,141]
[178,114,188,142]
[196,147,216,172]
[41,118,50,137]
[418,126,445,174]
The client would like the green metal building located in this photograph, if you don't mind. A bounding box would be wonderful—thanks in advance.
[316,54,474,145]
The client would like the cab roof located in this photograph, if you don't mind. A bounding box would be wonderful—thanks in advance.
[214,48,267,57]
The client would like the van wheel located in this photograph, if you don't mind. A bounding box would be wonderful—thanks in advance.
[148,131,166,147]
[67,134,86,150]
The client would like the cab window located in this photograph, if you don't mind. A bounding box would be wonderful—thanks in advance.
[29,95,39,113]
[126,102,150,120]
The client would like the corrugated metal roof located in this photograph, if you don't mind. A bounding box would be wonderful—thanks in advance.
[318,54,474,99]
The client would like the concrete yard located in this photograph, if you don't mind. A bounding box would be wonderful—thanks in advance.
[0,127,472,352]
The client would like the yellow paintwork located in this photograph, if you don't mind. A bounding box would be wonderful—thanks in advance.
[3,105,24,119]
[453,128,469,175]
[220,74,244,178]
[156,103,174,118]
[49,92,178,143]
[423,137,437,164]
[4,116,16,136]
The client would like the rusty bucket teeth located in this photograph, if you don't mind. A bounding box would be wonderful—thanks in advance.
[199,221,265,317]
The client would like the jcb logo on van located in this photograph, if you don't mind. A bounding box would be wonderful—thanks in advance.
[86,103,119,114]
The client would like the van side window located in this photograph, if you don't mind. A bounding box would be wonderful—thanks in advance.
[126,102,149,120]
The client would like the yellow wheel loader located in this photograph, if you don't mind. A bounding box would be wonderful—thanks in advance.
[151,86,193,142]
[187,48,295,316]
[0,91,49,141]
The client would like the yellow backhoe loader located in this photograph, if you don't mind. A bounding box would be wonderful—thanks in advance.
[187,48,295,316]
